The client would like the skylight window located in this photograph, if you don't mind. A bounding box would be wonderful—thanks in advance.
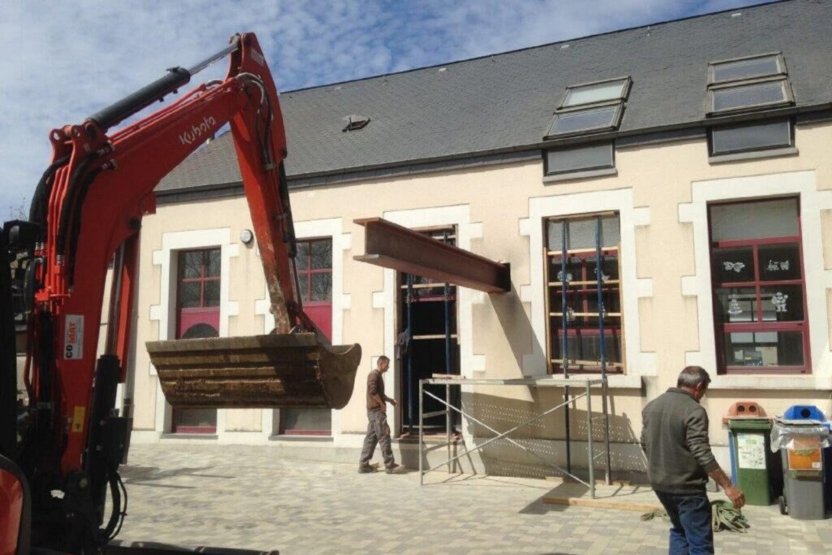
[548,105,622,136]
[706,53,793,115]
[710,54,785,84]
[562,79,629,107]
[545,77,630,139]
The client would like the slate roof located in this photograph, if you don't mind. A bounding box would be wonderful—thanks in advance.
[158,0,832,193]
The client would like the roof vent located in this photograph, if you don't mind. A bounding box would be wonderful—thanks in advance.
[342,114,370,132]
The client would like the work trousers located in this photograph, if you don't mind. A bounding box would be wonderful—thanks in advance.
[654,490,714,555]
[359,409,395,468]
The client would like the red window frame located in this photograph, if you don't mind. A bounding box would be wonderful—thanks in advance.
[280,238,333,436]
[295,238,333,306]
[173,248,221,433]
[709,200,810,374]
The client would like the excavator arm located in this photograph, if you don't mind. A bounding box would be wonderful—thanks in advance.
[0,33,360,553]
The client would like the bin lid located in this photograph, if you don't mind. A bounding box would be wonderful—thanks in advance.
[728,418,772,431]
[783,404,826,421]
[722,401,768,424]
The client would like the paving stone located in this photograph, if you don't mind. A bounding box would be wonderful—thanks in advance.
[112,443,829,554]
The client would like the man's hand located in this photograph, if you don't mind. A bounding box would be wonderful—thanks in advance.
[390,399,398,407]
[724,484,745,509]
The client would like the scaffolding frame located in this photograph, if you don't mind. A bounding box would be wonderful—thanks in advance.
[418,376,608,498]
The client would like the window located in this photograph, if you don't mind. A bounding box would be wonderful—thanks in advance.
[173,248,221,433]
[710,119,792,156]
[709,197,809,373]
[545,77,630,138]
[545,213,623,373]
[545,143,614,176]
[707,53,793,115]
[295,239,333,304]
[709,54,785,84]
[280,238,333,436]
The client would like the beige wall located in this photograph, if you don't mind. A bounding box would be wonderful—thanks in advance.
[129,123,832,469]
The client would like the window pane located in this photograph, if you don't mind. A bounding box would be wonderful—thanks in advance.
[712,55,781,83]
[710,198,798,241]
[546,143,613,175]
[548,215,619,250]
[712,247,754,282]
[760,285,803,322]
[758,244,801,281]
[280,408,331,434]
[310,240,332,270]
[310,273,332,301]
[552,330,622,365]
[179,282,201,308]
[204,280,220,307]
[724,331,804,367]
[715,287,757,323]
[295,242,309,270]
[182,252,203,279]
[181,323,219,339]
[207,249,221,277]
[563,80,627,107]
[712,80,789,112]
[710,120,791,156]
[548,106,620,136]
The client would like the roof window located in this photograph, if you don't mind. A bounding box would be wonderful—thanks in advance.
[545,77,630,138]
[342,114,370,132]
[707,53,793,115]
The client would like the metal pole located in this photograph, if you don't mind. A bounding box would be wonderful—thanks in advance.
[587,380,595,498]
[444,279,452,472]
[406,273,414,433]
[595,217,612,485]
[561,221,571,474]
[419,378,424,485]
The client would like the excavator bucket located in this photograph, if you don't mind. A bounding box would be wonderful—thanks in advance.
[146,333,361,409]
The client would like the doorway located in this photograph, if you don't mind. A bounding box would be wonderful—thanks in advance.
[398,227,460,435]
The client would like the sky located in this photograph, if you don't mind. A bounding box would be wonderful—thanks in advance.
[0,0,767,220]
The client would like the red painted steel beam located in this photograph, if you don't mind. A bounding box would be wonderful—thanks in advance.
[354,217,510,293]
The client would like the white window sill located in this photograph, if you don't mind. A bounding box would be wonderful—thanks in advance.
[709,374,831,391]
[708,146,797,164]
[556,374,642,389]
[543,167,617,183]
[269,434,333,443]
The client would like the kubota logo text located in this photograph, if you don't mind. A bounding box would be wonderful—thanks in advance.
[179,116,217,145]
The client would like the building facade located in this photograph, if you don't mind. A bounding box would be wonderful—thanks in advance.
[125,0,832,477]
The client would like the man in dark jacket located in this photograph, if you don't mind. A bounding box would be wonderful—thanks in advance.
[358,356,403,474]
[641,366,744,554]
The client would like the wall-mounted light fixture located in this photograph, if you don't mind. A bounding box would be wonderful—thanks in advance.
[240,228,254,245]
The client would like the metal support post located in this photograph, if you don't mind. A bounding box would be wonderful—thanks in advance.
[419,379,424,485]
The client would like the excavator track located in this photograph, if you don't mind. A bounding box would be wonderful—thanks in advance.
[147,333,361,410]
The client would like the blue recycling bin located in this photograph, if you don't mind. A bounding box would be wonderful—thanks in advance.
[774,405,832,519]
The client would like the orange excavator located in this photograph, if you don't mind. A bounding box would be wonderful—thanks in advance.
[0,33,360,553]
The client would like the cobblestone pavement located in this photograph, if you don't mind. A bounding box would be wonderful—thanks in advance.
[113,443,831,554]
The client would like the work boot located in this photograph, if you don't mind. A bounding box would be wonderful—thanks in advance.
[358,463,377,474]
[385,463,406,474]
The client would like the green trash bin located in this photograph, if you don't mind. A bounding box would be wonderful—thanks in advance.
[728,418,783,505]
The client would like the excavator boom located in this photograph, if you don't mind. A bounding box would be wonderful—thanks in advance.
[0,32,360,553]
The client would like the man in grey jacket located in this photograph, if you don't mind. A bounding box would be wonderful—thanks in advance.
[641,366,744,554]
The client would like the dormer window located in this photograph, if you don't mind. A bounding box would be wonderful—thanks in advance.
[707,53,793,115]
[545,77,630,138]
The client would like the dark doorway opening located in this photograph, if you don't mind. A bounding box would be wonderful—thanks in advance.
[398,228,460,435]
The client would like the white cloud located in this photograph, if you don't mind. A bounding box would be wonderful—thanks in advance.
[0,0,760,218]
